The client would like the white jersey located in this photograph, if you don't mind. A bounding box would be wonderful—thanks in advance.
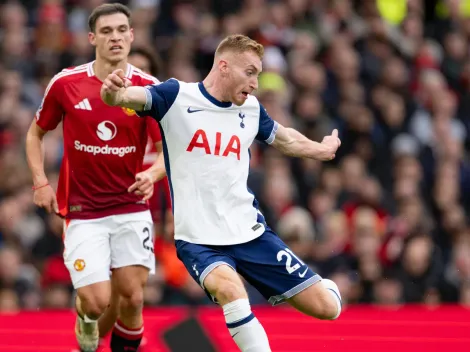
[139,79,278,245]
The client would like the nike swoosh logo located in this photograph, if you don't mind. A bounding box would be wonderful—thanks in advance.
[231,332,240,338]
[298,267,308,278]
[187,107,203,113]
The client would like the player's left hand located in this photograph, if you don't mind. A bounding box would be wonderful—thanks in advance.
[319,129,341,160]
[128,171,154,201]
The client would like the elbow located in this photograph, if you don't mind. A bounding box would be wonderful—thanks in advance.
[278,139,298,157]
[279,145,294,157]
[25,131,40,153]
[275,146,296,158]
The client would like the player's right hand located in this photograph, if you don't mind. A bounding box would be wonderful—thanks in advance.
[319,129,341,161]
[128,171,154,201]
[33,185,59,214]
[101,69,131,106]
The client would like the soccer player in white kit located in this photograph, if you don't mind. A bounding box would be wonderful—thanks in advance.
[101,34,342,352]
[26,4,163,352]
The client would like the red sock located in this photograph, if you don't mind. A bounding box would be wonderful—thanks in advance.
[110,319,144,352]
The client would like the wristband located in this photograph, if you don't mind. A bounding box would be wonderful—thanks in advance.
[32,183,49,191]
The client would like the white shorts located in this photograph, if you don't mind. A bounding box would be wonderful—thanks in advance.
[63,211,155,289]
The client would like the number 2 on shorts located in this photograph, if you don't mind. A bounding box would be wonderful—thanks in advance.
[142,227,154,253]
[277,248,305,274]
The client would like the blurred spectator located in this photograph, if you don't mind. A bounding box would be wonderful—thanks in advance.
[0,0,469,310]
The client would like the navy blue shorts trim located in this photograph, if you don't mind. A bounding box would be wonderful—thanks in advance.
[175,230,321,305]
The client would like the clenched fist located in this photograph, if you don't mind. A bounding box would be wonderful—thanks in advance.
[100,69,132,106]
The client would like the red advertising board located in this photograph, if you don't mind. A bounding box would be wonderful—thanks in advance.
[0,305,469,351]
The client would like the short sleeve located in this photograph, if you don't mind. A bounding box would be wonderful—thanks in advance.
[146,117,162,143]
[255,103,278,144]
[35,75,65,131]
[138,78,180,122]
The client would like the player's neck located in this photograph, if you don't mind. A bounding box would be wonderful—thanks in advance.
[202,73,230,103]
[93,58,128,82]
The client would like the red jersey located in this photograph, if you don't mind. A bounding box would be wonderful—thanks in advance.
[36,61,160,220]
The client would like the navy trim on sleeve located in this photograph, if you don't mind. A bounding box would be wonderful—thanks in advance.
[256,103,278,144]
[141,78,180,121]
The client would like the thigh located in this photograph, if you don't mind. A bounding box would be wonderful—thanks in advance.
[110,211,155,274]
[112,265,149,297]
[175,240,237,303]
[63,218,111,289]
[232,230,321,305]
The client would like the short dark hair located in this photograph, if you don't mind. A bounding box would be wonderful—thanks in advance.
[129,47,162,77]
[88,3,131,33]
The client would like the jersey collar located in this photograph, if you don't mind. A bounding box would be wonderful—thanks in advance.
[87,61,133,78]
[198,82,232,108]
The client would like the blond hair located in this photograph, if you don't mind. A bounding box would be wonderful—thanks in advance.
[215,34,264,59]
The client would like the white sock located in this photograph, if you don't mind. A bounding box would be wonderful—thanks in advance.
[322,279,342,319]
[223,299,271,352]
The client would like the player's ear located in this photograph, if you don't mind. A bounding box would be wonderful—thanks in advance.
[218,59,229,76]
[129,28,134,43]
[88,32,96,46]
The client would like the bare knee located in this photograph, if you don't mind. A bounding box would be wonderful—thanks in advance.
[78,285,111,319]
[82,299,108,319]
[288,280,341,320]
[203,265,247,305]
[120,288,144,311]
[213,280,247,305]
[311,291,339,320]
[113,266,148,313]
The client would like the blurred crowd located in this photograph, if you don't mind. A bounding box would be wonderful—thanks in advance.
[1,0,470,312]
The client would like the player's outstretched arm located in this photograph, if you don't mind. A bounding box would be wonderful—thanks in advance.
[101,69,147,111]
[271,124,341,161]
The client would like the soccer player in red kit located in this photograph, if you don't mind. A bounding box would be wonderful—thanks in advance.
[25,4,164,352]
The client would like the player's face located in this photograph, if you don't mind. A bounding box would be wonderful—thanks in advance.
[129,53,151,74]
[89,13,134,64]
[225,51,261,106]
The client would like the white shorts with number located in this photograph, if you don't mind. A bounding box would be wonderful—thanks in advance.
[63,211,155,289]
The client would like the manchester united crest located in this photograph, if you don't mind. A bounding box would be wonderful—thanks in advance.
[73,259,86,272]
